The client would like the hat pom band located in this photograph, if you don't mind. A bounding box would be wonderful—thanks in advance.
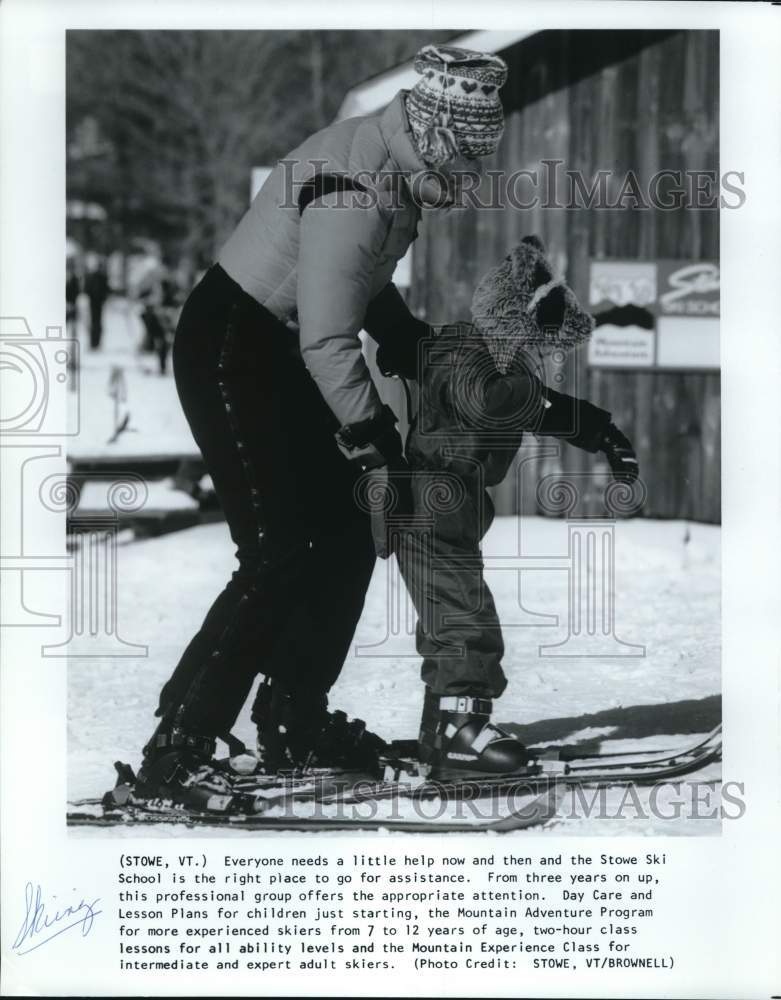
[419,122,461,167]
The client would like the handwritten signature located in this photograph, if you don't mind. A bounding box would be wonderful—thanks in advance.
[12,882,101,955]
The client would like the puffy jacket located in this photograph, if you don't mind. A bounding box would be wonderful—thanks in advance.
[218,92,426,426]
[408,324,612,486]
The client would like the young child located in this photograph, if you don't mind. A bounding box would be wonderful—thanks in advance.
[376,236,639,779]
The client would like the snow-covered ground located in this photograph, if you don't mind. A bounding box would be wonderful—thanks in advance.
[68,515,721,837]
[68,296,198,461]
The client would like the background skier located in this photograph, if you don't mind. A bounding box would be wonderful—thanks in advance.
[83,253,110,350]
[65,258,81,339]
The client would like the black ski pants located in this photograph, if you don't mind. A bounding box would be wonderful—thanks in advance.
[155,264,376,737]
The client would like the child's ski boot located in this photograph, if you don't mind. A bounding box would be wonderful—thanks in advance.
[419,690,531,780]
[418,686,440,765]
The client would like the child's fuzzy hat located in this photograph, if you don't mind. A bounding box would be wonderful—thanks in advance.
[470,235,595,372]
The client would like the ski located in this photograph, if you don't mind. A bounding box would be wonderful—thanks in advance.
[289,727,722,809]
[67,727,720,831]
[66,782,564,834]
[544,723,722,772]
[305,724,723,808]
[383,723,722,768]
[234,722,724,804]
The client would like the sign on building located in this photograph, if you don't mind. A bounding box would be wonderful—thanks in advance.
[588,259,720,370]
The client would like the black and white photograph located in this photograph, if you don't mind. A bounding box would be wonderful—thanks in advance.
[63,26,724,835]
[1,2,779,997]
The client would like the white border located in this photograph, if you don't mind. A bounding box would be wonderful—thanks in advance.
[1,2,780,997]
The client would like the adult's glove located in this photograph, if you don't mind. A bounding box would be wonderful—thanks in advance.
[363,283,430,381]
[335,404,411,558]
[335,404,404,471]
[376,334,424,381]
[600,422,639,483]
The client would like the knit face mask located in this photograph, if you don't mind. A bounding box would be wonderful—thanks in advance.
[405,44,509,168]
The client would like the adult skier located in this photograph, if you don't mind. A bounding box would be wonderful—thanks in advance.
[133,44,512,808]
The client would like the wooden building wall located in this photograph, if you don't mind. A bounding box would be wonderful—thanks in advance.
[401,29,720,523]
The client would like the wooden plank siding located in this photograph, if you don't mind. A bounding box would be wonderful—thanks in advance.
[403,29,720,523]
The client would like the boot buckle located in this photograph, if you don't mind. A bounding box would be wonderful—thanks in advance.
[439,695,492,715]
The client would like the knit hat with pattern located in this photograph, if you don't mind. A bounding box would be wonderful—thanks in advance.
[404,44,508,166]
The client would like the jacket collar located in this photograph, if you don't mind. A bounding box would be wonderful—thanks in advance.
[379,91,427,175]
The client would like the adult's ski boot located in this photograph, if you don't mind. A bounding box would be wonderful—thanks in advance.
[252,678,387,776]
[132,725,238,813]
[418,688,531,780]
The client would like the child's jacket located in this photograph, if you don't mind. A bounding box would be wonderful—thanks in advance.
[407,323,612,488]
[393,322,613,697]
